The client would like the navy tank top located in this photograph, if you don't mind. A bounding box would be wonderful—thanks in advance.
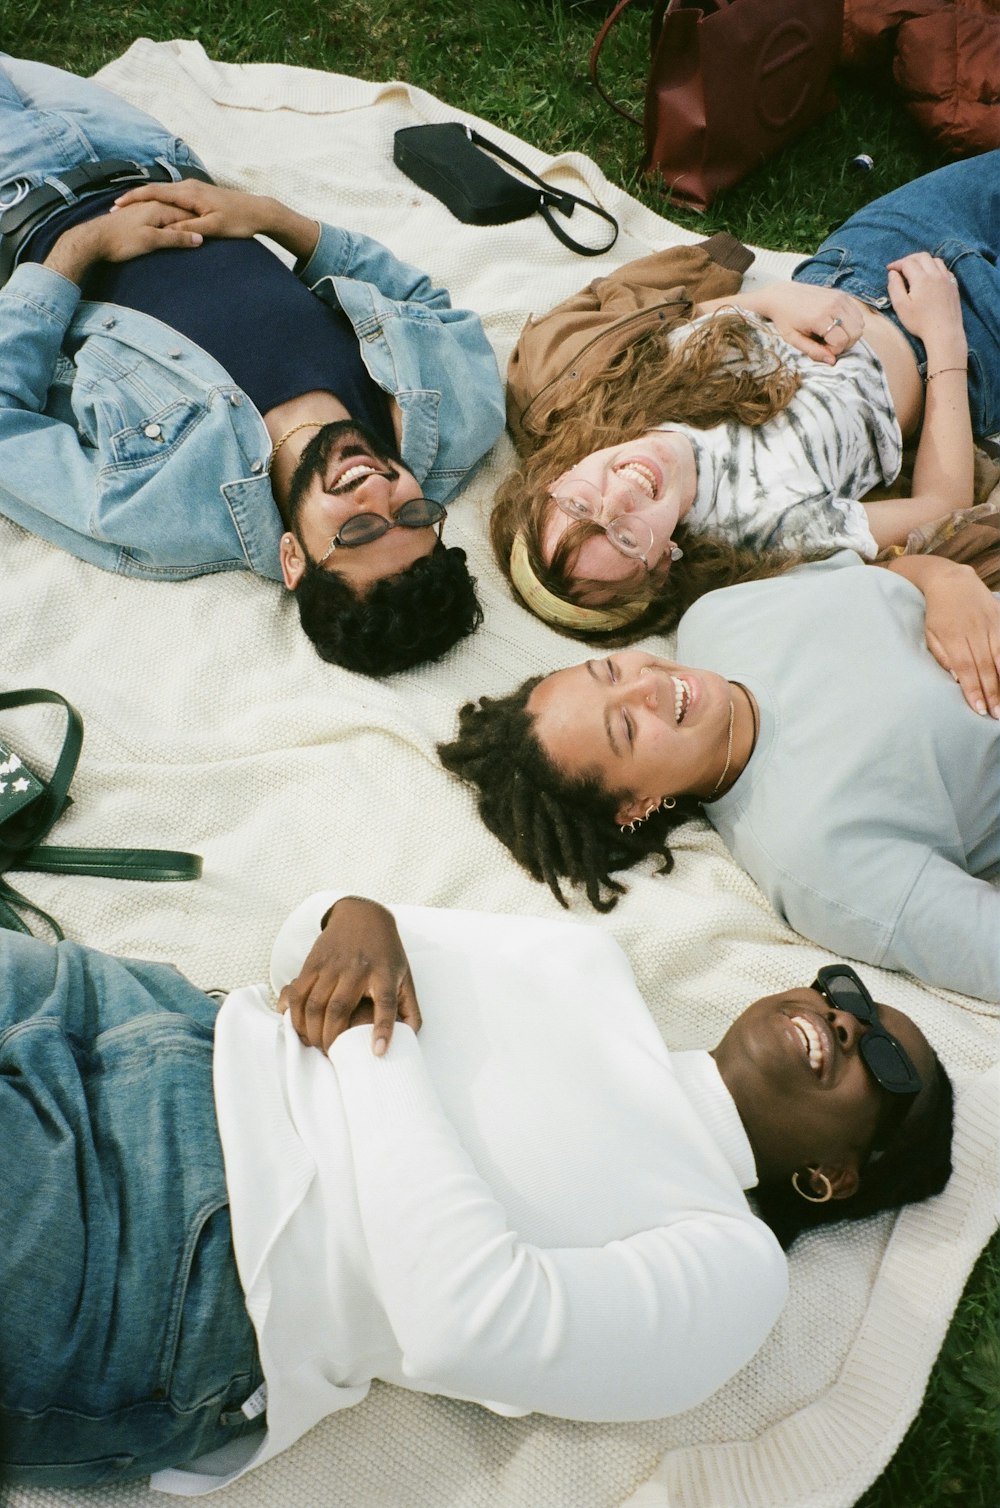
[26,194,394,447]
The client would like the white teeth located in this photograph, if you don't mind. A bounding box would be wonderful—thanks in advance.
[334,463,378,488]
[791,1016,824,1074]
[671,676,690,724]
[614,461,657,498]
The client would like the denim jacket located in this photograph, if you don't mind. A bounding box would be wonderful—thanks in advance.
[0,223,504,580]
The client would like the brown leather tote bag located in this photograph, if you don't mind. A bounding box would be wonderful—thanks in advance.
[591,0,843,211]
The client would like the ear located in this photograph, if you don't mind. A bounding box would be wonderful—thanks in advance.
[614,792,660,827]
[279,532,306,591]
[813,1161,861,1202]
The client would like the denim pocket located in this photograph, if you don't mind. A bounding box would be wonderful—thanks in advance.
[793,244,892,311]
[108,398,206,467]
[157,1199,258,1411]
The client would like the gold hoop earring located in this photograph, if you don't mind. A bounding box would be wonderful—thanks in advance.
[619,794,676,835]
[791,1169,834,1205]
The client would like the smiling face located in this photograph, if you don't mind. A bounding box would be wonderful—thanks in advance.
[712,986,938,1193]
[540,429,698,596]
[527,650,736,822]
[280,421,438,594]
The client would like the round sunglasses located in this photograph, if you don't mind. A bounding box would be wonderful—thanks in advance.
[318,497,446,561]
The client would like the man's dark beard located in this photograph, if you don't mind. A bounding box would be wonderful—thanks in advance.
[284,418,405,534]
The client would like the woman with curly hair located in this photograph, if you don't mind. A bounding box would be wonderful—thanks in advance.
[439,550,1000,1002]
[494,152,1000,643]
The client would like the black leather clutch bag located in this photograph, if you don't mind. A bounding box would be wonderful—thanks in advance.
[393,123,618,255]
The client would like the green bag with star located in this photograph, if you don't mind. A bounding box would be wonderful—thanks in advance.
[0,688,202,939]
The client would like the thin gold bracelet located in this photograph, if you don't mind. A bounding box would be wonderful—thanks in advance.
[925,366,967,382]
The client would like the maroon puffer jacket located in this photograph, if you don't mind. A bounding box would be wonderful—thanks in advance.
[843,0,1000,156]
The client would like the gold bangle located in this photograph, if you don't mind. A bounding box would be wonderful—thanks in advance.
[925,366,966,382]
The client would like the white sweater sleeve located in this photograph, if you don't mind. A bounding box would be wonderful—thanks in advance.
[329,1024,788,1422]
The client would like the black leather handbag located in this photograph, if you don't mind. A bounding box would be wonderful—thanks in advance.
[393,123,618,256]
[0,688,202,938]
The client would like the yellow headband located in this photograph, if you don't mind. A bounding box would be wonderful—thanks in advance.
[508,532,647,633]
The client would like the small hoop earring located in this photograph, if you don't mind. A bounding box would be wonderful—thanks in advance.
[620,795,675,835]
[791,1169,834,1205]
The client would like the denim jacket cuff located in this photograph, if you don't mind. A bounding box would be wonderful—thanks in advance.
[2,259,83,330]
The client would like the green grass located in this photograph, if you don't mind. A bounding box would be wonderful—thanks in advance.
[2,2,998,1504]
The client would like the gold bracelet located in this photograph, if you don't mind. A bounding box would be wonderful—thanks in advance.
[925,366,966,382]
[267,419,327,472]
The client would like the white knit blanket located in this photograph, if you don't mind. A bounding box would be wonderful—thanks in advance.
[3,39,997,1508]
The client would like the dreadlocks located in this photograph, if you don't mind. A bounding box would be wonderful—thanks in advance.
[438,675,700,910]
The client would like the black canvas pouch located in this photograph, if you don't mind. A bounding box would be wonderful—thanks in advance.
[393,123,618,255]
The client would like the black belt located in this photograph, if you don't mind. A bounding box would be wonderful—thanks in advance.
[0,158,214,286]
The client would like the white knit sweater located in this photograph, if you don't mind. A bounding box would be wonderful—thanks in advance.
[154,893,787,1495]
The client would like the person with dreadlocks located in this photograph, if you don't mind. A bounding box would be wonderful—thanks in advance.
[1,890,952,1489]
[439,550,1000,1002]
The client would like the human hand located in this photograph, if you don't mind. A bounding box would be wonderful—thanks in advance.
[112,179,320,260]
[44,200,202,282]
[277,895,422,1055]
[749,281,864,366]
[886,253,967,364]
[112,179,272,241]
[899,556,1000,718]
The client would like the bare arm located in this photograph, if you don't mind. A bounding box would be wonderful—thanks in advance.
[862,254,972,549]
[889,253,972,509]
[692,280,865,365]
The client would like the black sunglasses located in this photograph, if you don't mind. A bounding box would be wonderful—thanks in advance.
[812,965,923,1100]
[319,497,446,559]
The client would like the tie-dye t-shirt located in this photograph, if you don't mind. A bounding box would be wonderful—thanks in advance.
[661,309,902,558]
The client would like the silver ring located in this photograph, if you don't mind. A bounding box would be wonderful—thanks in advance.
[824,316,844,336]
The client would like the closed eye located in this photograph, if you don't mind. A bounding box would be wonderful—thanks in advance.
[622,709,634,747]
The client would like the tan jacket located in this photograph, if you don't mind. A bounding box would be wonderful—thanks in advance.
[506,232,754,452]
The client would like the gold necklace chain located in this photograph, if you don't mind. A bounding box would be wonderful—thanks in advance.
[708,695,736,798]
[267,419,327,473]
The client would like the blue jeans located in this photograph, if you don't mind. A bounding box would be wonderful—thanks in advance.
[0,933,263,1487]
[793,149,1000,438]
[0,54,206,231]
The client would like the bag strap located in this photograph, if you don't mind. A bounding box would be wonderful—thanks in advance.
[0,876,66,940]
[19,845,203,882]
[590,0,648,126]
[466,128,618,257]
[0,688,203,937]
[591,0,729,125]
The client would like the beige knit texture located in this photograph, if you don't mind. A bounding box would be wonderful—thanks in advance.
[2,38,997,1508]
